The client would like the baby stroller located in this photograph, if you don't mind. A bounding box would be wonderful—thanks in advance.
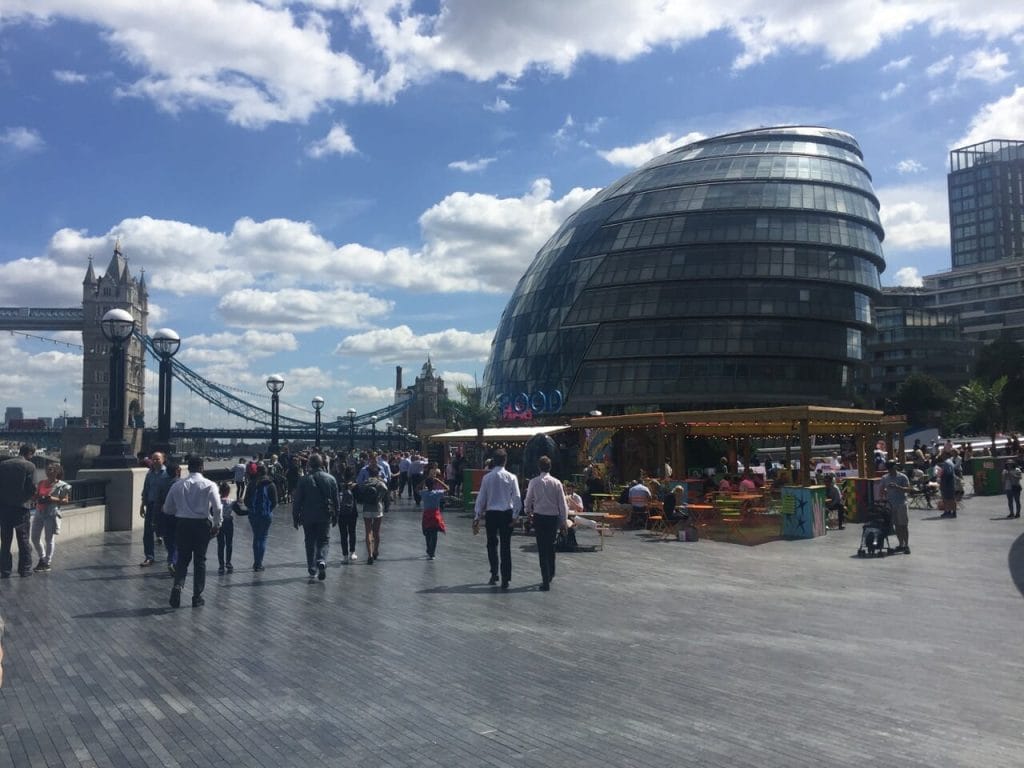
[857,501,895,558]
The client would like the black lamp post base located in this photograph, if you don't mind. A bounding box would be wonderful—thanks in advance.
[94,440,138,469]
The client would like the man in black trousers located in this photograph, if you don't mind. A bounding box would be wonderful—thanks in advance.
[163,455,222,608]
[472,449,521,589]
[523,456,569,591]
[0,444,37,578]
[291,453,338,583]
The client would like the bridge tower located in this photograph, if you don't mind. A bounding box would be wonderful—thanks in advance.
[81,244,148,428]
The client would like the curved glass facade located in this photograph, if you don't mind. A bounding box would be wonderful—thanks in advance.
[483,126,886,413]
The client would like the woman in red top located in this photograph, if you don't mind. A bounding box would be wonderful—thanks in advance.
[32,463,70,572]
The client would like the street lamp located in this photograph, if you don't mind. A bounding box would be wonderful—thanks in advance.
[96,308,137,467]
[152,328,181,457]
[385,420,393,452]
[347,408,357,451]
[267,374,284,456]
[371,420,377,450]
[312,395,324,449]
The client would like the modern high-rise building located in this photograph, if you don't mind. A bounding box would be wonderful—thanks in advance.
[922,140,1024,345]
[948,140,1024,270]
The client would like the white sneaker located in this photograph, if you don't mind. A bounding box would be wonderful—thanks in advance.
[349,552,358,561]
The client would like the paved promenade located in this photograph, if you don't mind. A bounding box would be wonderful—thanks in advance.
[2,489,1023,767]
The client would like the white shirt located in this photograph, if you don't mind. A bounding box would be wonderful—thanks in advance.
[474,466,522,521]
[524,472,568,525]
[163,471,223,526]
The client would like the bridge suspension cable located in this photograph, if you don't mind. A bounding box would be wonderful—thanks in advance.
[137,333,413,429]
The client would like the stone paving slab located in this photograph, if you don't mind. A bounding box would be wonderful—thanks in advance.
[1,491,1024,767]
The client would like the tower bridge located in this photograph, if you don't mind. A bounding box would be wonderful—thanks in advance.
[0,245,424,443]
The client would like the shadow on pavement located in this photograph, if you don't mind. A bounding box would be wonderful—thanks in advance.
[417,583,536,595]
[1007,532,1024,599]
[74,606,173,619]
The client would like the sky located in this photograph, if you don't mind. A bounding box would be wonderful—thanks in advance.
[1,1,1023,428]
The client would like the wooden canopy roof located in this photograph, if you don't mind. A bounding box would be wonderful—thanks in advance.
[570,405,907,437]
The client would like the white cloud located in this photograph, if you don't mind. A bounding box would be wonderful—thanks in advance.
[441,370,479,390]
[483,97,510,113]
[218,287,392,331]
[0,126,44,152]
[346,385,394,405]
[877,182,950,252]
[880,82,906,101]
[11,177,595,311]
[187,330,298,356]
[336,325,493,364]
[448,157,496,172]
[957,48,1012,83]
[306,123,357,158]
[418,179,599,292]
[882,55,912,72]
[893,266,924,287]
[53,69,88,83]
[896,159,925,174]
[8,2,1024,127]
[956,86,1024,147]
[598,130,706,167]
[926,55,954,77]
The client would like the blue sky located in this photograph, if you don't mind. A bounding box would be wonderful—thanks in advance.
[1,1,1023,426]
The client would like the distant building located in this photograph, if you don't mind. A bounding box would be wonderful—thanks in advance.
[4,407,23,428]
[394,358,448,443]
[922,140,1024,345]
[860,288,978,407]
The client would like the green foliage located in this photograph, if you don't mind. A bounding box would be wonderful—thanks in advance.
[442,383,497,467]
[975,335,1024,384]
[894,373,952,427]
[947,377,1007,450]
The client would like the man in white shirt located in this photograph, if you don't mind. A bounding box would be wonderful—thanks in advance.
[163,455,222,608]
[523,456,568,591]
[472,449,521,589]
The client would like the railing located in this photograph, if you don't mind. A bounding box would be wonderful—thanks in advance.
[67,477,110,508]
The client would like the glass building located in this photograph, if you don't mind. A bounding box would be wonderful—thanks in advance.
[483,126,886,415]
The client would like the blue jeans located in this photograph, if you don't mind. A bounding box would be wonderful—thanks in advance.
[216,517,234,567]
[142,507,159,560]
[249,514,272,567]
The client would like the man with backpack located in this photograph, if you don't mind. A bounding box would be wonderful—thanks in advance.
[291,454,338,583]
[244,463,278,571]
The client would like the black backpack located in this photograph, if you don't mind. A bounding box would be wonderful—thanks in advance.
[355,481,379,505]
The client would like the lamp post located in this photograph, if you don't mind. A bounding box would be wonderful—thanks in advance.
[371,420,377,450]
[312,396,324,449]
[152,328,181,457]
[96,308,137,467]
[385,420,393,452]
[267,374,284,456]
[347,408,357,451]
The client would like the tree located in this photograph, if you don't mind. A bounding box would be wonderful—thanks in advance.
[975,335,1024,430]
[894,373,952,427]
[443,383,497,467]
[948,377,1007,453]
